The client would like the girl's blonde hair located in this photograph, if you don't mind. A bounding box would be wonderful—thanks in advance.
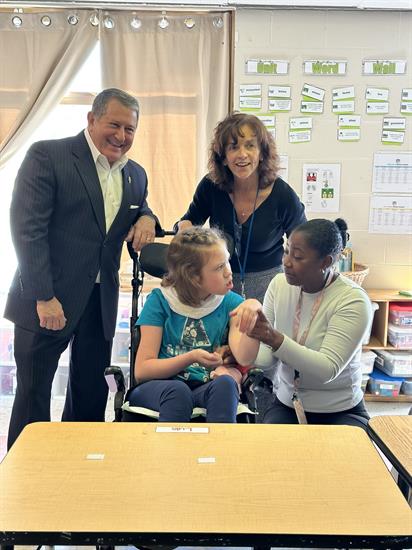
[162,226,228,307]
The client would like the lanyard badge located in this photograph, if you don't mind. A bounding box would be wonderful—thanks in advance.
[292,371,308,424]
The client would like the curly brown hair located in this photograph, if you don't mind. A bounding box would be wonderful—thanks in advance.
[162,226,228,307]
[208,112,280,192]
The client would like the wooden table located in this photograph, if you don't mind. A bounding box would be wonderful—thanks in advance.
[368,415,412,499]
[0,422,411,548]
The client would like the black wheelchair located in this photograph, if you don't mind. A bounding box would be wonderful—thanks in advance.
[105,231,266,424]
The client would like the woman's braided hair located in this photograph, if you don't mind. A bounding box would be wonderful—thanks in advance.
[162,226,228,307]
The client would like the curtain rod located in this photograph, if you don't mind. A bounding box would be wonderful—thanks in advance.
[0,1,233,10]
[1,0,410,9]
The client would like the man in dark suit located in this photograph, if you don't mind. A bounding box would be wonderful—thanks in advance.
[5,88,159,448]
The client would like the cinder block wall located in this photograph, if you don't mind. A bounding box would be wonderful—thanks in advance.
[233,8,412,290]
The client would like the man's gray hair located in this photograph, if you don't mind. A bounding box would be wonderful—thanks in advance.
[92,88,139,120]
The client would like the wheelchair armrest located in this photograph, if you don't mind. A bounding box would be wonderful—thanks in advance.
[105,365,126,392]
[104,366,126,422]
[239,367,265,415]
[242,367,265,393]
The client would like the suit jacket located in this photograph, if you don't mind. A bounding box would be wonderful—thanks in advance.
[5,131,157,340]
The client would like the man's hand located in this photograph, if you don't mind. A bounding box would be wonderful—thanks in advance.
[125,215,156,252]
[177,220,193,233]
[36,297,67,331]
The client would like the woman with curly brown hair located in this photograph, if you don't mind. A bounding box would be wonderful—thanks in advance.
[176,112,306,304]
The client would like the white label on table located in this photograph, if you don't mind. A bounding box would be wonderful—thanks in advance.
[156,426,209,433]
[86,453,105,460]
[197,457,216,464]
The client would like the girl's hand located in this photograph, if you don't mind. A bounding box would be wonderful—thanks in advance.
[214,345,237,368]
[229,299,262,333]
[190,349,223,369]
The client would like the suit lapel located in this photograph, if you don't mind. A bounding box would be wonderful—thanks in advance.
[72,132,106,237]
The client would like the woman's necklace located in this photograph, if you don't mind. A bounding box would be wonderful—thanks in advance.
[233,186,259,223]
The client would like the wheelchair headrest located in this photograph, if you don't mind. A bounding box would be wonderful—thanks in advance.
[139,243,168,279]
[137,231,235,280]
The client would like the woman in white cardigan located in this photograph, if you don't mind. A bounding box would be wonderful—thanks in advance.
[247,218,372,429]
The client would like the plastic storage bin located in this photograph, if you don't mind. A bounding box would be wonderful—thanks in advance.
[374,350,412,377]
[367,368,403,397]
[361,374,370,392]
[389,302,412,327]
[112,331,130,364]
[387,323,412,349]
[360,350,377,374]
[401,379,412,395]
[362,302,379,345]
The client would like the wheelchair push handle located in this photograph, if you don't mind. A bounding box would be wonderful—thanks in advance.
[126,227,176,260]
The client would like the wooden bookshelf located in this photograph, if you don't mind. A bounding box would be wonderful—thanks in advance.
[363,289,411,403]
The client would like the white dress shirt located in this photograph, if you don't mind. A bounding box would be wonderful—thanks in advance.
[84,129,128,282]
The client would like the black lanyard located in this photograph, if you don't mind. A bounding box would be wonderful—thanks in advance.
[232,186,259,299]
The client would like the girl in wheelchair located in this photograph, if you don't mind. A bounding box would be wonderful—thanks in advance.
[128,226,260,422]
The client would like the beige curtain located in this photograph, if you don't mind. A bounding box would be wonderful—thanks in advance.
[0,10,98,167]
[100,11,231,231]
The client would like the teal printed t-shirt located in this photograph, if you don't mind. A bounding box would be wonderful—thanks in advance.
[137,288,243,386]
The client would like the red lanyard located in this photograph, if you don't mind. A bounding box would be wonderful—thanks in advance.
[291,270,335,424]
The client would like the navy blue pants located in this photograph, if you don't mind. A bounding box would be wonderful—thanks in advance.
[263,396,370,430]
[128,375,240,422]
